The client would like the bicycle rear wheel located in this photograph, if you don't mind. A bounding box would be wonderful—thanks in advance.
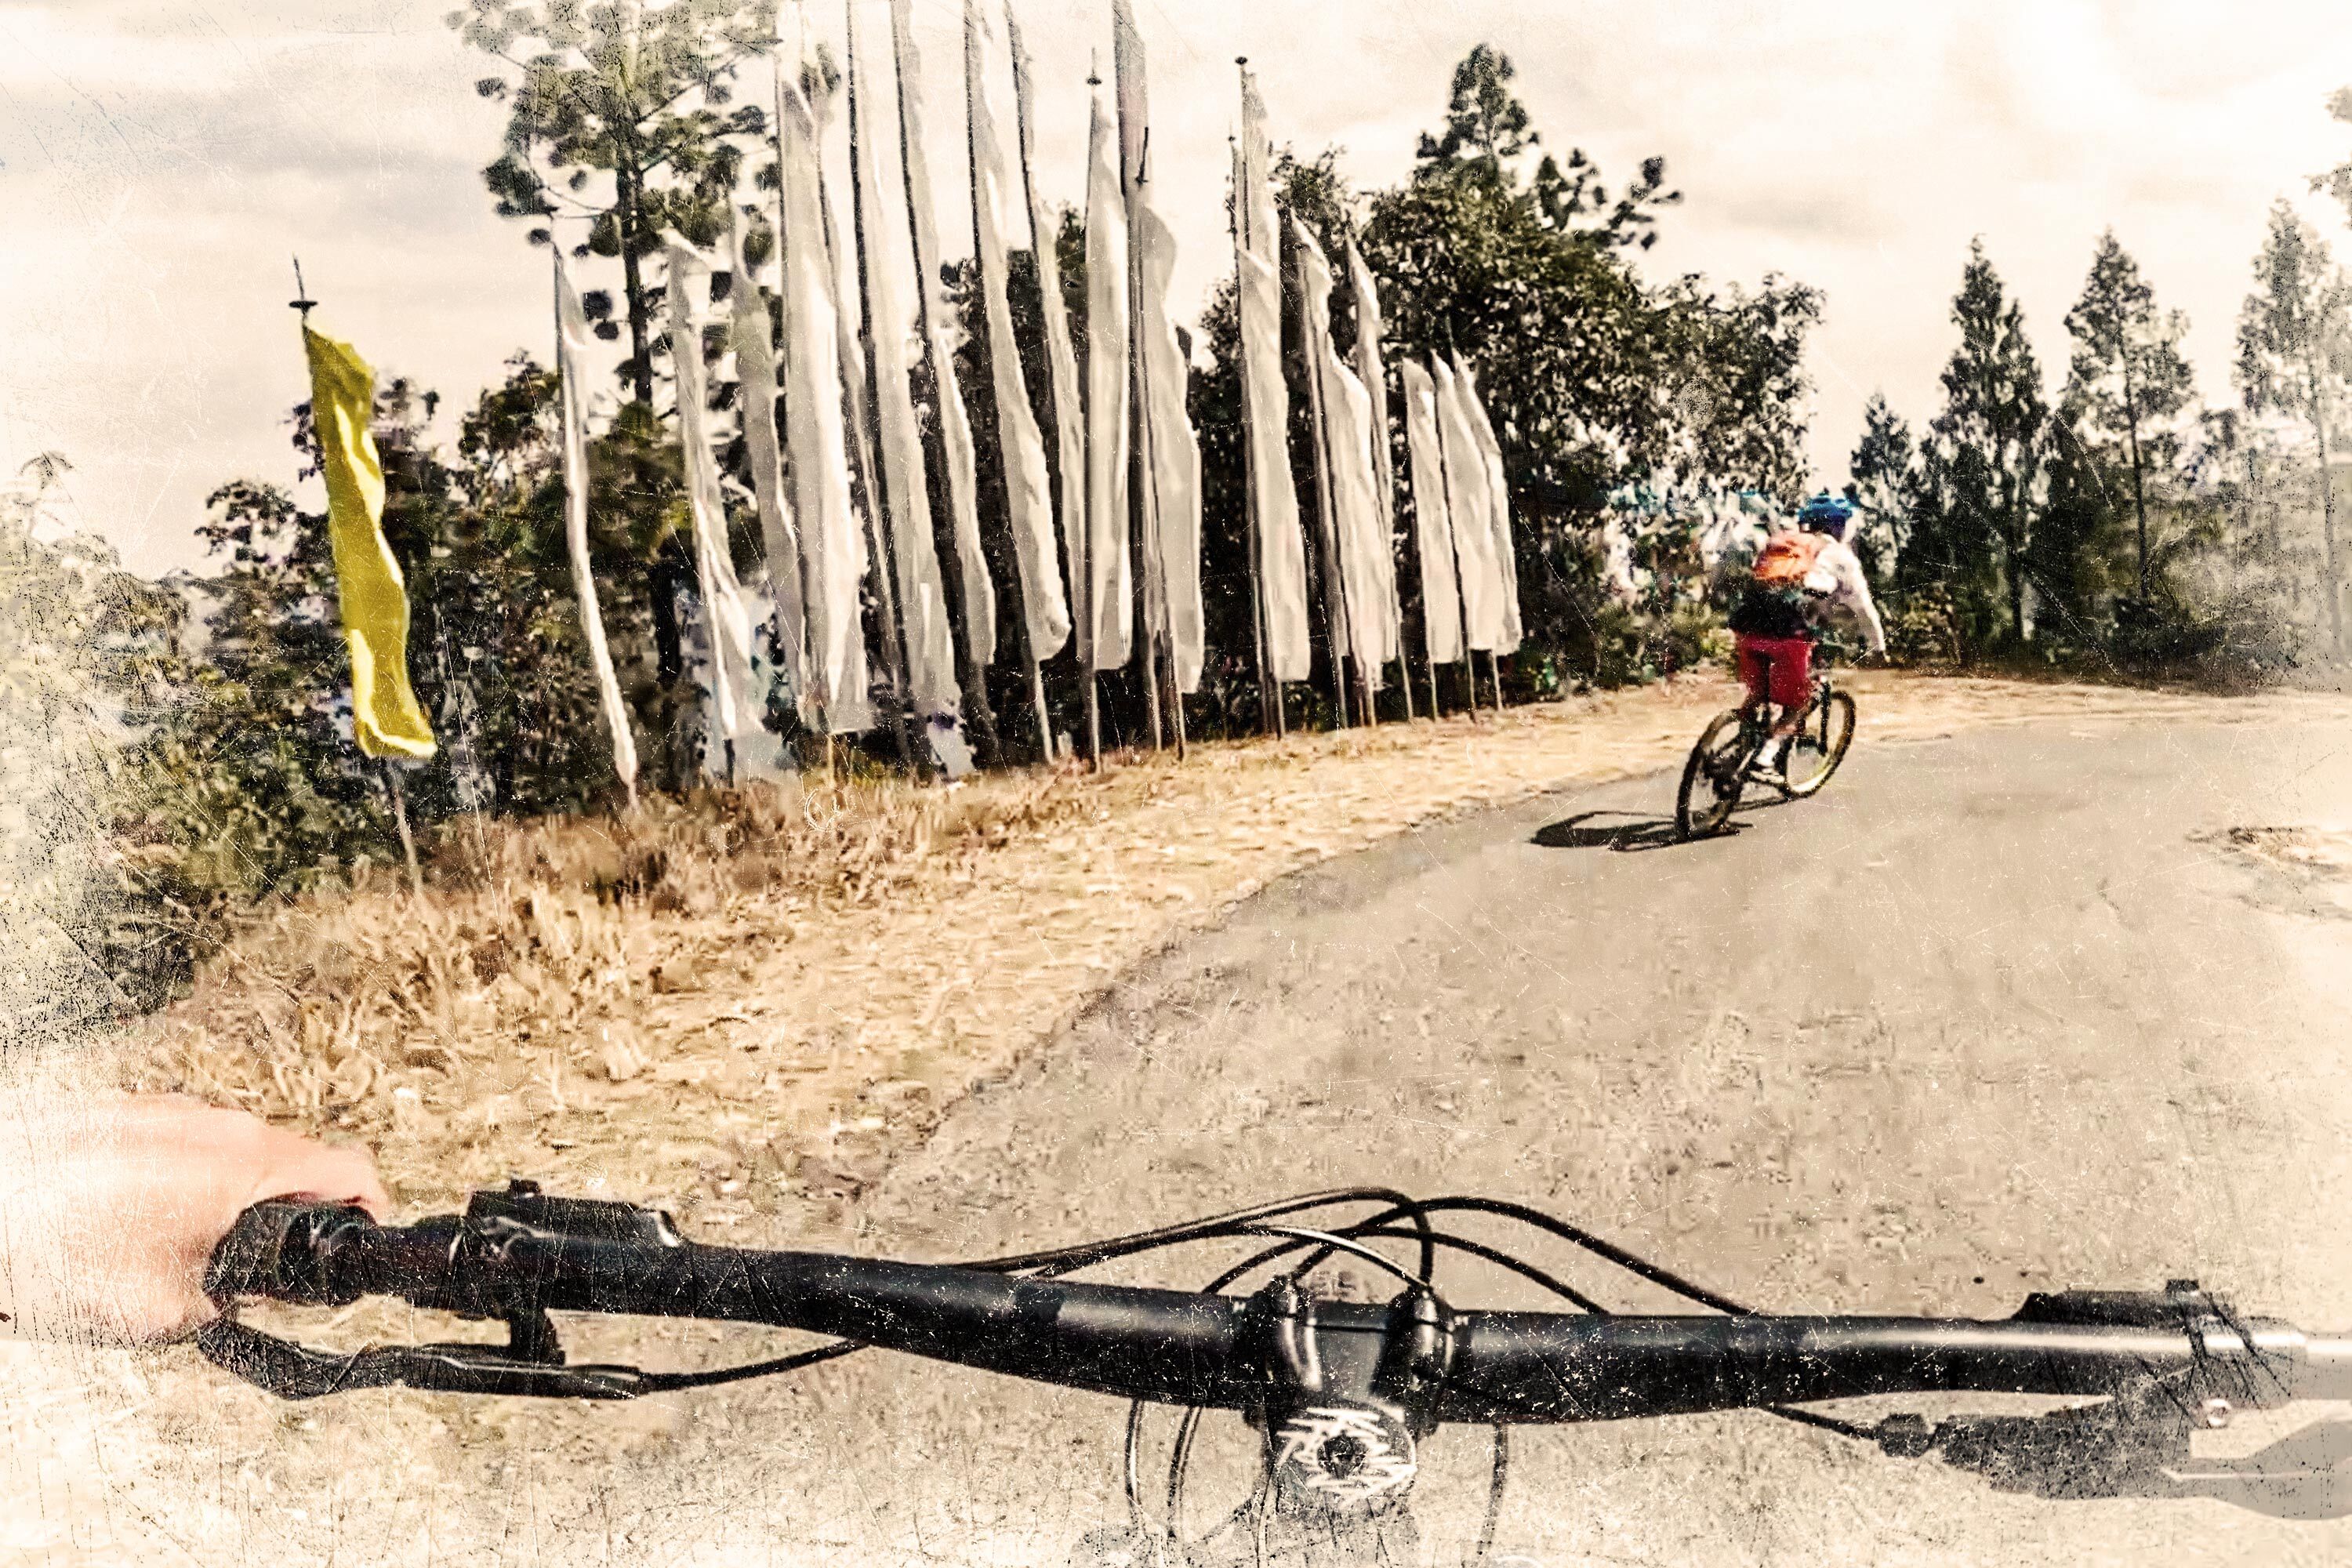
[1676,710,1751,838]
[1783,691,1856,798]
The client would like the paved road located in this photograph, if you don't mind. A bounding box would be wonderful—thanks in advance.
[707,712,2352,1568]
[36,712,2352,1568]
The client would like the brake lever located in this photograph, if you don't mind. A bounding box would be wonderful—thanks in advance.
[1876,1381,2352,1517]
[1873,1381,2194,1501]
[196,1318,655,1400]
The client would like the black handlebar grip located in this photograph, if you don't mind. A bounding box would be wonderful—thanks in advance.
[205,1200,380,1306]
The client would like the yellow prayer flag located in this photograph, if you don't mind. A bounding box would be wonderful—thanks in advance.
[302,325,436,760]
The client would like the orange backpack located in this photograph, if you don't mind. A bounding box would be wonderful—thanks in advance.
[1752,530,1830,590]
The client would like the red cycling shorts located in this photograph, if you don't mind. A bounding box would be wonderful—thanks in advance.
[1734,633,1812,710]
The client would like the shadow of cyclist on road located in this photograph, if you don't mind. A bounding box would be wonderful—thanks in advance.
[1530,810,1715,852]
[1534,795,1819,852]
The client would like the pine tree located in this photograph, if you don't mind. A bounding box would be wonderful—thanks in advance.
[2063,230,2194,601]
[2032,395,2126,641]
[452,0,777,404]
[1845,393,1915,592]
[1414,45,1680,250]
[1918,239,2048,647]
[2237,201,2351,654]
[450,0,778,706]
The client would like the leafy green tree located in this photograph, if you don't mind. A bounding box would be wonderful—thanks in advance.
[2236,200,2351,653]
[1178,53,1820,701]
[426,357,669,810]
[1914,239,2048,648]
[1,458,187,1017]
[1645,272,1824,500]
[2063,230,2194,599]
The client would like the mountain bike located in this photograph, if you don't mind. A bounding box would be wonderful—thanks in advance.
[1675,639,1857,839]
[201,1179,2352,1566]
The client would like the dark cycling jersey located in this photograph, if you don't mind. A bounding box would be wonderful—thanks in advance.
[1729,581,1814,641]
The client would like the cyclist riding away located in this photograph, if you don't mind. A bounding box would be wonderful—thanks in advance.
[1727,492,1887,786]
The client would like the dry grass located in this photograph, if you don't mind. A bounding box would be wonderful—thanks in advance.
[129,767,1105,1224]
[127,670,2352,1231]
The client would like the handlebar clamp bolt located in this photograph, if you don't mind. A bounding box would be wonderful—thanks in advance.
[2200,1398,2232,1430]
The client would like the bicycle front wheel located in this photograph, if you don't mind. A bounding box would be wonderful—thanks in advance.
[1676,711,1751,838]
[1783,691,1856,798]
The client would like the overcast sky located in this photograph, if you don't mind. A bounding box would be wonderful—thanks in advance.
[2,0,2347,578]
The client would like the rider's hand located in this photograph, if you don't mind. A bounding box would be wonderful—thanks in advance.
[0,1094,390,1346]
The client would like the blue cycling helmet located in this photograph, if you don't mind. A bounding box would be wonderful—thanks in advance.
[1797,492,1856,540]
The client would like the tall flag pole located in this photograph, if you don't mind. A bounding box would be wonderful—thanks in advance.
[1347,240,1412,719]
[964,0,1067,762]
[770,75,877,737]
[662,236,768,773]
[1112,0,1169,751]
[806,50,918,771]
[1454,353,1523,708]
[1228,124,1276,736]
[1236,64,1312,712]
[1080,64,1132,764]
[292,263,434,888]
[554,246,643,807]
[1432,355,1504,712]
[1118,26,1200,743]
[1400,358,1466,717]
[890,0,1001,762]
[1006,3,1088,660]
[1290,219,1359,725]
[724,210,810,715]
[845,4,967,769]
[1134,172,1203,724]
[1325,346,1391,724]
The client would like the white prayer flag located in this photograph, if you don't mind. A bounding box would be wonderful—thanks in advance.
[1111,0,1148,193]
[809,60,906,720]
[1135,186,1203,693]
[1236,67,1312,681]
[1005,3,1088,626]
[1454,354,1523,654]
[847,7,960,724]
[964,0,1071,659]
[1345,241,1402,664]
[726,209,808,708]
[1432,355,1505,654]
[1326,356,1391,689]
[662,235,765,755]
[1294,220,1392,691]
[1399,359,1465,666]
[553,248,641,798]
[773,79,874,732]
[890,0,996,667]
[1081,72,1132,672]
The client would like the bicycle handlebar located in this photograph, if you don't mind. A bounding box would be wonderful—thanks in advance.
[201,1183,2352,1431]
